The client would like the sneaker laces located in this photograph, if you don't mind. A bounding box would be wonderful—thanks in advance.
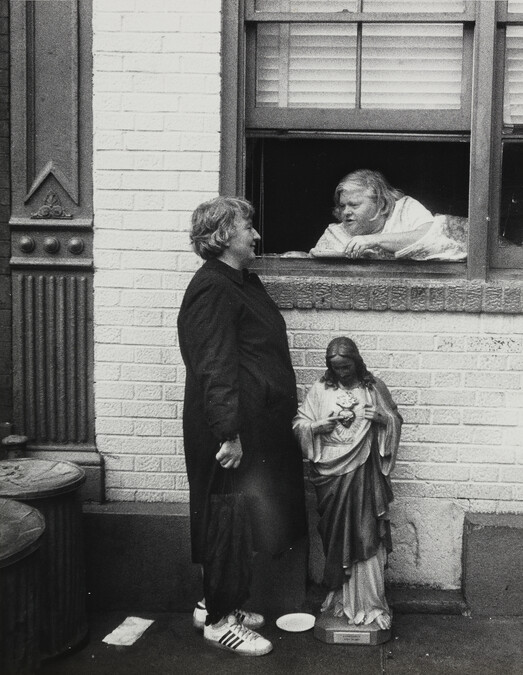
[228,618,259,642]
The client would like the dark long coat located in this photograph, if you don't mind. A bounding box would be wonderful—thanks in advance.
[177,258,307,563]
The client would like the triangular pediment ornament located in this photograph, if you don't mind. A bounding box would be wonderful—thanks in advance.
[31,191,72,220]
[25,160,79,205]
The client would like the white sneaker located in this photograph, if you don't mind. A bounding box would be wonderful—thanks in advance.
[193,603,265,631]
[203,615,273,656]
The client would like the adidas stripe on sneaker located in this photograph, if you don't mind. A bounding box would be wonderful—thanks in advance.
[203,615,272,656]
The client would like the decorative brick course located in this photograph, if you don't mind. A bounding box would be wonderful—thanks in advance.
[264,277,523,314]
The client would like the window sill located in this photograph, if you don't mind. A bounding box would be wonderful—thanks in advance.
[251,257,523,314]
[251,255,467,278]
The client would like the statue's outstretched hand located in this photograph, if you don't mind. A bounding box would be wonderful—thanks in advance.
[312,413,343,435]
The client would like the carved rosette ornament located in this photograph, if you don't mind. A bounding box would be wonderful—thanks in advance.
[31,191,72,220]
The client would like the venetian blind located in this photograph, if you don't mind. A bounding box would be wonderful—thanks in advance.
[256,24,357,108]
[254,0,464,11]
[504,26,523,125]
[255,1,357,11]
[363,0,464,11]
[361,24,463,109]
[256,23,463,110]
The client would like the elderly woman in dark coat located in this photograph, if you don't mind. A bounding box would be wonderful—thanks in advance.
[177,196,307,656]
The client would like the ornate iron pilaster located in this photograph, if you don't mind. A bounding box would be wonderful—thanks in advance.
[9,0,101,499]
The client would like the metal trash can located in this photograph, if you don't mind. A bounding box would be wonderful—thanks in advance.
[0,459,87,659]
[0,497,45,674]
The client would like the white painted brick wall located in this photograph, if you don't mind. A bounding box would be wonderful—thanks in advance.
[288,310,523,587]
[285,309,523,519]
[93,0,220,502]
[92,1,523,545]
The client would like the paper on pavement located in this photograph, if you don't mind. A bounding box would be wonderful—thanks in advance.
[102,616,155,646]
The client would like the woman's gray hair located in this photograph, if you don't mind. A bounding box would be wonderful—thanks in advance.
[333,169,404,222]
[190,196,255,260]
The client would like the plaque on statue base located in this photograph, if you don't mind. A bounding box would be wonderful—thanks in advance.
[313,613,391,645]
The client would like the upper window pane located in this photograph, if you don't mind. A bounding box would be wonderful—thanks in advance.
[254,0,465,12]
[256,24,357,108]
[508,0,523,13]
[504,26,523,125]
[255,0,357,11]
[363,0,465,12]
[256,22,463,110]
[361,24,463,109]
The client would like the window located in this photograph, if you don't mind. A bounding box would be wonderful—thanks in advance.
[221,1,522,278]
[492,3,523,268]
[246,136,470,254]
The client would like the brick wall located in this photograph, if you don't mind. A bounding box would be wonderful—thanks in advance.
[92,1,523,587]
[0,0,10,425]
[93,0,220,501]
[288,310,522,511]
[284,309,523,586]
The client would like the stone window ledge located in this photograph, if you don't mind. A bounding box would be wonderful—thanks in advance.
[262,276,523,314]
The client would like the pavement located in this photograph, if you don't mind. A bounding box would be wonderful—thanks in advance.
[38,610,523,675]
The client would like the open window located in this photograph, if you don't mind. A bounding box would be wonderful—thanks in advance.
[246,135,470,255]
[244,0,472,261]
[221,0,522,278]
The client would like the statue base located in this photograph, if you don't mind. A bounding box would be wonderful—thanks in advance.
[313,613,391,645]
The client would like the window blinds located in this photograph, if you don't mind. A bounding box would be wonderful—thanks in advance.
[255,1,357,11]
[256,23,463,110]
[361,24,462,109]
[254,0,464,12]
[256,24,357,108]
[363,0,464,11]
[504,26,523,125]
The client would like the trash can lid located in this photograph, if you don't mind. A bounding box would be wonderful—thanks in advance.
[0,459,86,500]
[0,497,46,568]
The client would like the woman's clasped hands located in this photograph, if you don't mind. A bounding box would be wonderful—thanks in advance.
[344,234,380,258]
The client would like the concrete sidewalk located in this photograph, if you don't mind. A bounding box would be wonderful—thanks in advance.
[39,611,522,675]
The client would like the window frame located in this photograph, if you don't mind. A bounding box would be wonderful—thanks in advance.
[221,0,518,282]
[245,2,474,131]
[490,4,523,269]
